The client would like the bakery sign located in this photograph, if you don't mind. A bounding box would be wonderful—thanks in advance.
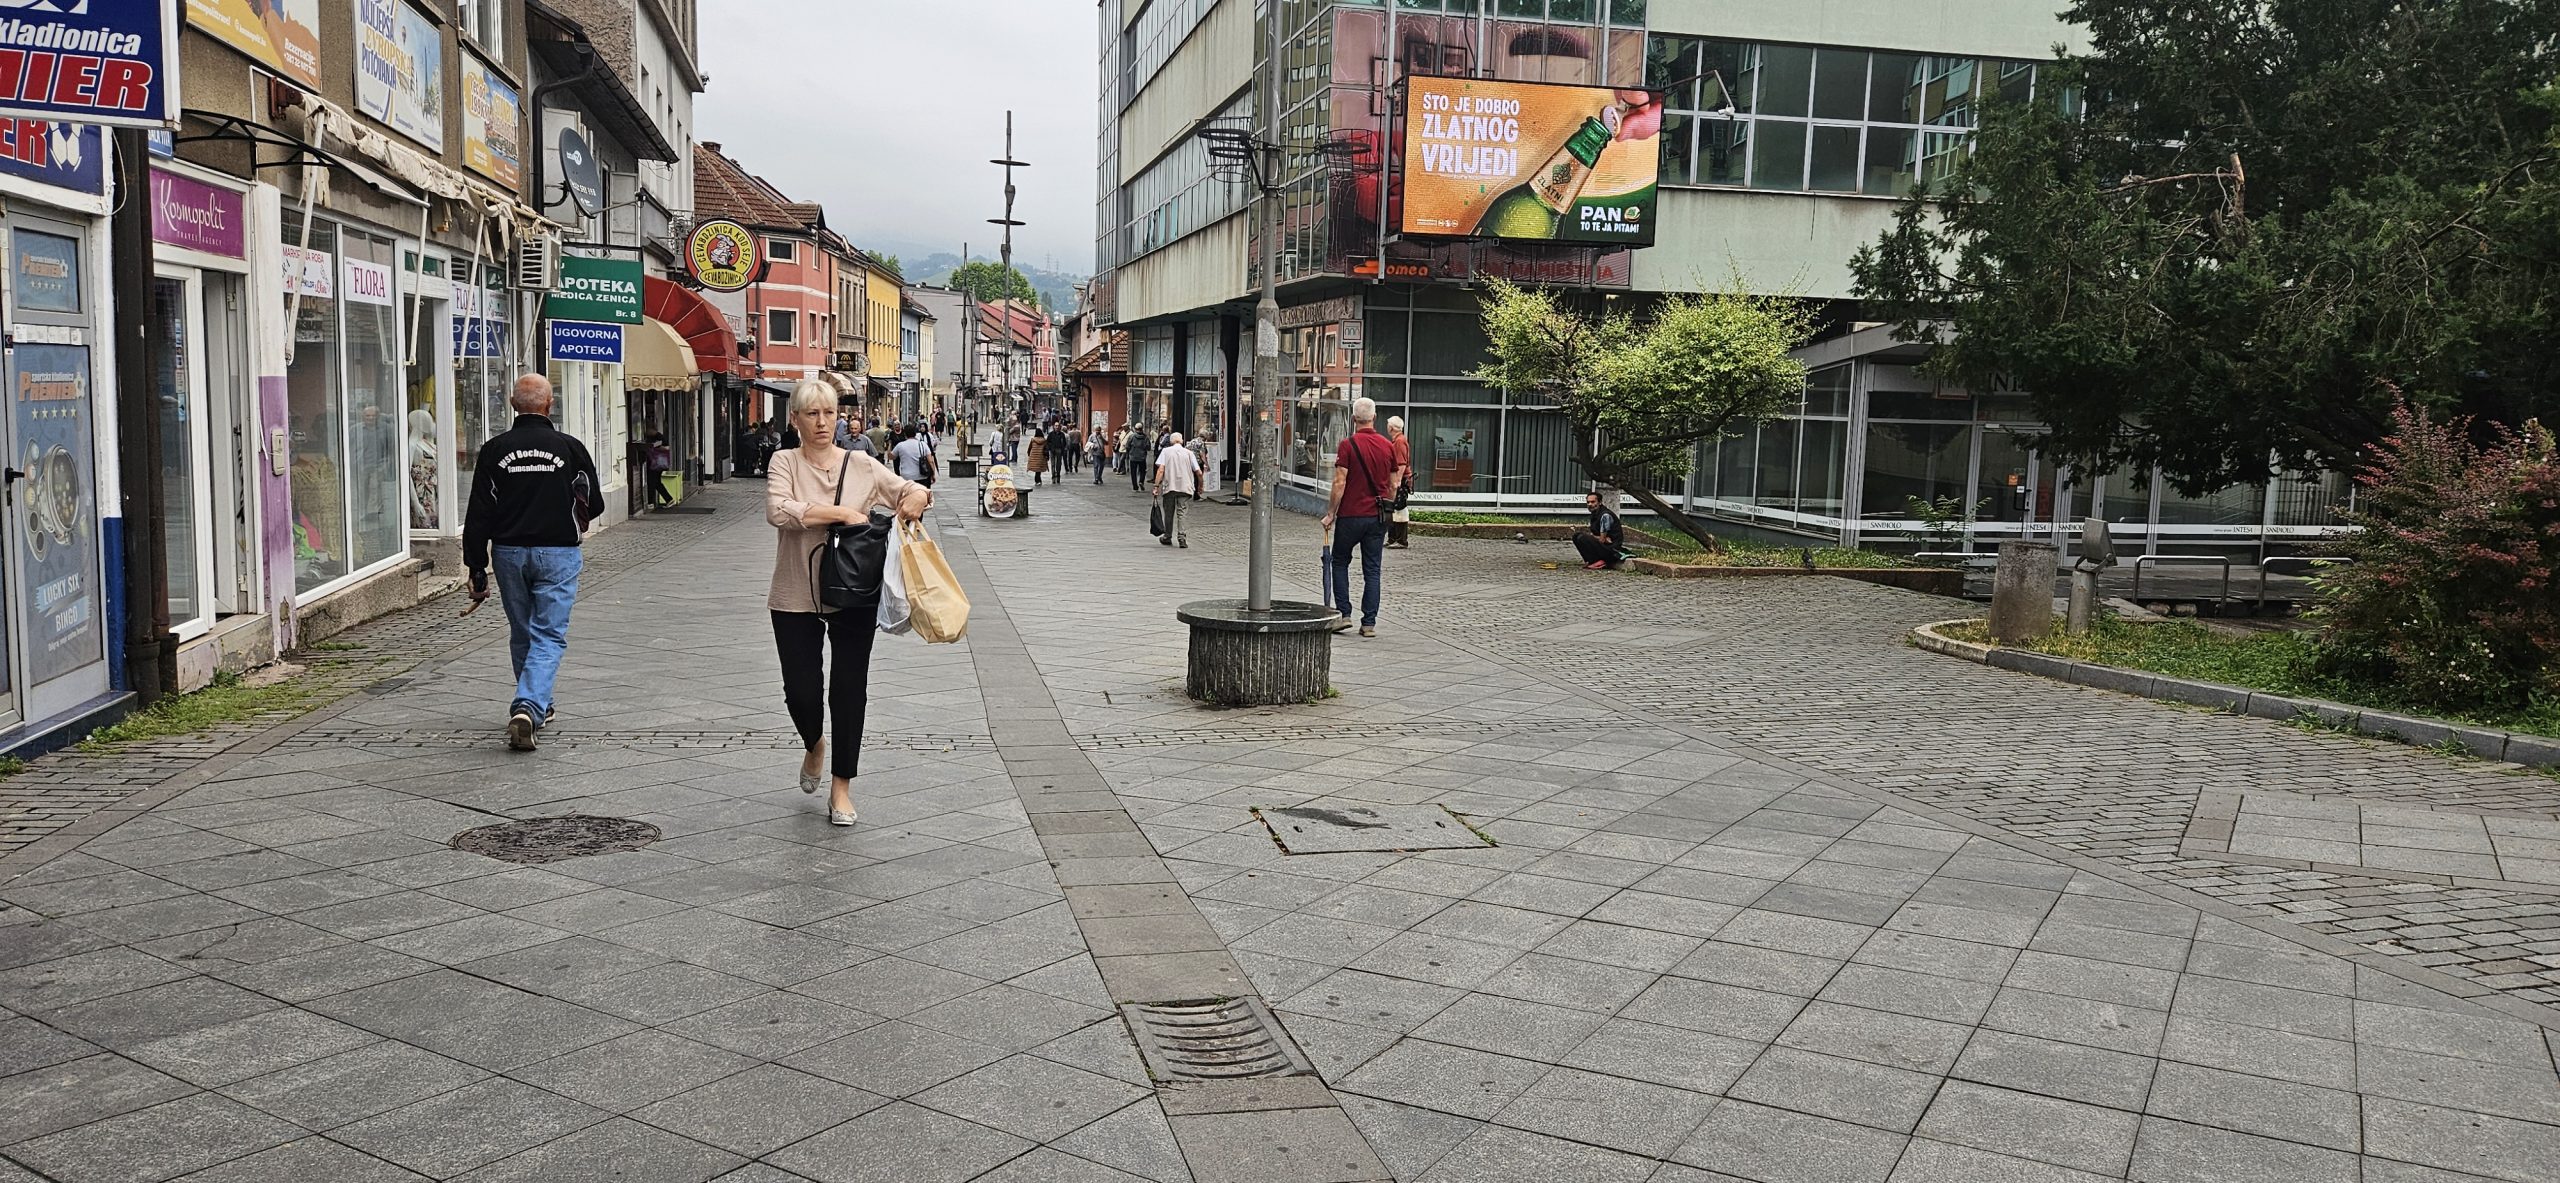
[686,220,758,292]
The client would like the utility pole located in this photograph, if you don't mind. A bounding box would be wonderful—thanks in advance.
[1245,0,1282,612]
[110,127,173,703]
[990,114,1026,423]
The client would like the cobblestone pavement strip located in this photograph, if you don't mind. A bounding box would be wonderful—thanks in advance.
[970,479,2560,1182]
[5,471,2560,1181]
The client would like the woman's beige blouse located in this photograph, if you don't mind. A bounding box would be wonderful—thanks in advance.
[765,446,929,613]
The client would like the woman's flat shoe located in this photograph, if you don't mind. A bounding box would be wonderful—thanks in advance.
[829,807,858,827]
[799,772,824,795]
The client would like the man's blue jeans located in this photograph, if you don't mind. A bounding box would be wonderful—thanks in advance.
[493,545,582,718]
[1329,515,1387,626]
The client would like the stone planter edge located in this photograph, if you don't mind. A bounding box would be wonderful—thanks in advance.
[1908,621,2559,772]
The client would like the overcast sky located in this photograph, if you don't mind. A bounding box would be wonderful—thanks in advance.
[693,1,1099,277]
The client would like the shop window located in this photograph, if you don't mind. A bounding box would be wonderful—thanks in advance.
[1409,311,1488,376]
[2099,463,2155,526]
[284,215,349,592]
[1812,49,1868,121]
[12,230,81,313]
[1748,120,1807,190]
[460,0,503,47]
[2158,481,2264,526]
[768,308,797,345]
[1799,420,1849,518]
[1809,125,1861,192]
[342,231,405,574]
[1860,422,1970,519]
[1411,406,1497,493]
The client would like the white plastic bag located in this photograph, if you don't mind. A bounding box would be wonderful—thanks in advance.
[878,519,913,635]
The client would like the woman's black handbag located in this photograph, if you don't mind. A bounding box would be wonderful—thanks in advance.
[812,455,893,611]
[1149,503,1166,536]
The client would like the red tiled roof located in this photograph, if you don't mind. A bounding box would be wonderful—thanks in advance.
[693,143,826,234]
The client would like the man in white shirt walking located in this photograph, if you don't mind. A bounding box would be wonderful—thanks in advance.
[1152,430,1201,548]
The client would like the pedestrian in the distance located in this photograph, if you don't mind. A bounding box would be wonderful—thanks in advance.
[1126,423,1152,492]
[765,380,930,826]
[639,431,675,508]
[1321,397,1397,637]
[1025,428,1049,482]
[1385,416,1414,548]
[1089,426,1107,485]
[891,422,936,488]
[1153,429,1201,548]
[464,374,605,751]
[1574,489,1630,569]
[1045,422,1071,485]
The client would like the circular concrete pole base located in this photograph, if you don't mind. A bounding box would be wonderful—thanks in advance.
[1176,599,1338,706]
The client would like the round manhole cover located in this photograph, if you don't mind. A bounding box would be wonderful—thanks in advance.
[451,815,663,865]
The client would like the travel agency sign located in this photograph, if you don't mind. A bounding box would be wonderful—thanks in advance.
[0,2,179,126]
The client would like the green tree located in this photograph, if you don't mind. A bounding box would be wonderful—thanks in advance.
[871,253,903,279]
[1852,0,2560,493]
[1474,280,1816,552]
[948,260,1038,306]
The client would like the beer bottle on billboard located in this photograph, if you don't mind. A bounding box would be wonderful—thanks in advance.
[1476,107,1618,239]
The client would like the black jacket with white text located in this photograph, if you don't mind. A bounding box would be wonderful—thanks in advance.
[462,414,605,573]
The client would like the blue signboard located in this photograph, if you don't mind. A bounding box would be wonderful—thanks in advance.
[10,342,102,685]
[547,320,621,364]
[0,3,179,127]
[454,315,506,359]
[0,120,103,197]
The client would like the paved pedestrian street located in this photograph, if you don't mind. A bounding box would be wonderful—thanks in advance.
[5,475,2560,1183]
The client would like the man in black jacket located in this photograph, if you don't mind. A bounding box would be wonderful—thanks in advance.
[465,375,605,751]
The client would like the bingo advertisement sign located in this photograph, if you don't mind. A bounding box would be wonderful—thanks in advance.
[1399,76,1660,246]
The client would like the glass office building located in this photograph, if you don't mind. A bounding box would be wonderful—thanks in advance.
[1094,0,2348,557]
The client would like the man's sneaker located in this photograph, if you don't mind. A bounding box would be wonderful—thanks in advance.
[506,705,539,751]
[1330,613,1356,633]
[1359,626,1377,638]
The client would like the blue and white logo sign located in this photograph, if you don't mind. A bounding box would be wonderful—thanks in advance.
[0,118,101,196]
[0,0,180,127]
[547,319,622,364]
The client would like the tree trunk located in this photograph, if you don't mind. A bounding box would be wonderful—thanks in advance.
[1582,458,1722,553]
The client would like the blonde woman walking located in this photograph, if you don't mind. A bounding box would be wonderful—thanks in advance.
[766,380,930,824]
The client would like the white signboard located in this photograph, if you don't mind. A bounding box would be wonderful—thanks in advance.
[282,245,335,298]
[354,0,445,151]
[341,256,395,306]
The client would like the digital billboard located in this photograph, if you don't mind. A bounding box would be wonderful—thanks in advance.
[1399,76,1661,247]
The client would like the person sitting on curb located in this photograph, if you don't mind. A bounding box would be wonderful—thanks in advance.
[1574,489,1629,570]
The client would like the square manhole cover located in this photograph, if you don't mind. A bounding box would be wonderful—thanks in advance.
[1254,803,1493,854]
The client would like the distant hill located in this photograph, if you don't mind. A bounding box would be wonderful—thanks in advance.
[909,251,1086,312]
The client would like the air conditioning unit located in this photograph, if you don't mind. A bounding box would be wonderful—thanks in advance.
[514,236,559,291]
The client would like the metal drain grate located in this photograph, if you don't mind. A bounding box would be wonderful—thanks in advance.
[1119,997,1315,1081]
[451,815,663,865]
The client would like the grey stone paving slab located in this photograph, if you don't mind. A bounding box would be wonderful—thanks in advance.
[766,1101,1033,1183]
[630,1063,888,1158]
[6,1093,303,1182]
[218,1041,488,1131]
[163,1137,429,1183]
[450,1117,745,1183]
[0,1053,194,1145]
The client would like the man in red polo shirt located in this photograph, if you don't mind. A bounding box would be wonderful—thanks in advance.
[1320,397,1398,637]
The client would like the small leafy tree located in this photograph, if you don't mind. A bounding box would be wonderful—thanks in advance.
[2314,402,2560,713]
[1905,495,1990,551]
[948,260,1038,306]
[1475,280,1816,552]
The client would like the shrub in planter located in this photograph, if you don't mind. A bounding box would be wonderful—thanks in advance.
[2314,403,2560,712]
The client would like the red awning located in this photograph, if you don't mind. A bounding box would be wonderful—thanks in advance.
[643,276,741,377]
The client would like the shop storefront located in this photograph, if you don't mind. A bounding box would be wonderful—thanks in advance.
[148,157,268,675]
[280,210,417,597]
[449,258,514,536]
[0,128,117,737]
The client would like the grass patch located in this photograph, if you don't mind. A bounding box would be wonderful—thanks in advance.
[1940,616,2560,740]
[1408,510,1581,526]
[0,756,23,780]
[81,670,320,749]
[1634,536,1915,570]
